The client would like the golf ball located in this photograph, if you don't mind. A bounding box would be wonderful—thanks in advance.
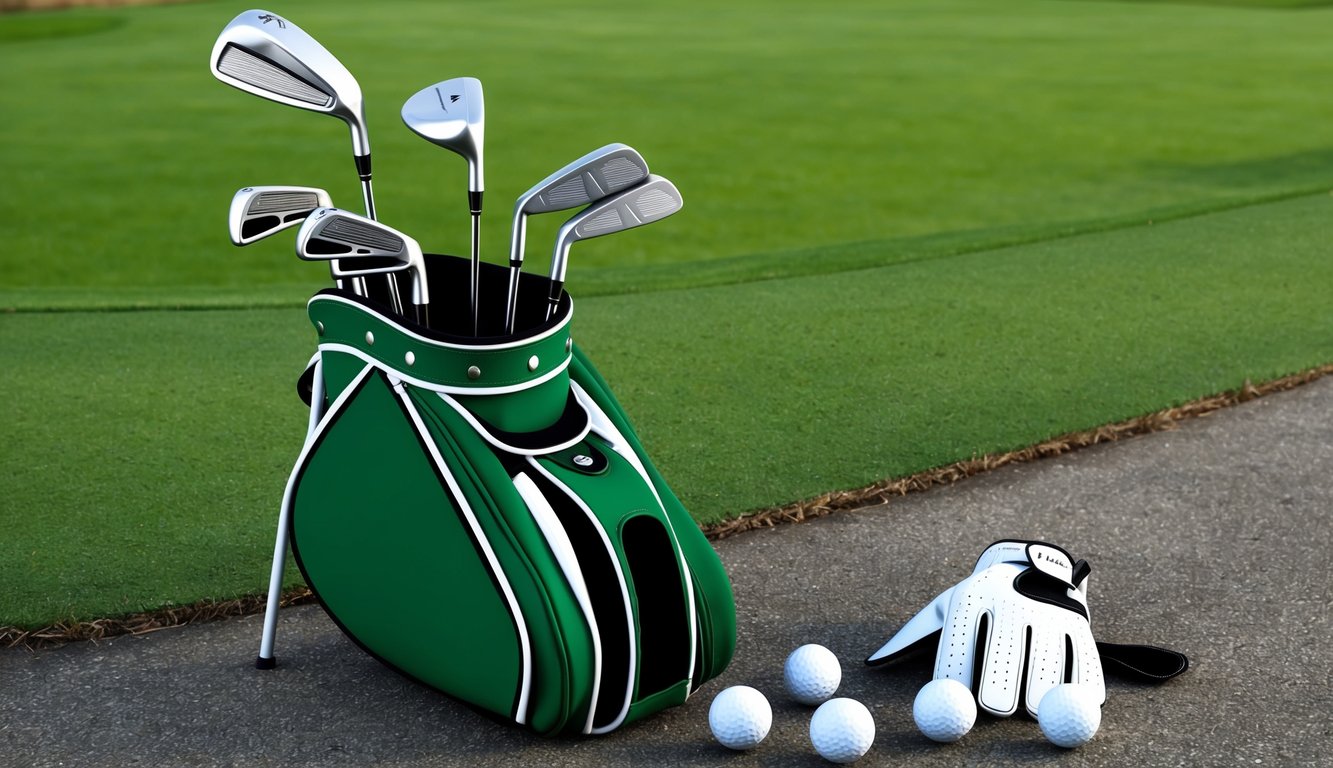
[809,697,875,764]
[709,685,772,750]
[1037,684,1102,748]
[785,643,843,705]
[913,678,977,743]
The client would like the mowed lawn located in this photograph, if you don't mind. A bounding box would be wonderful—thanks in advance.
[3,0,1333,628]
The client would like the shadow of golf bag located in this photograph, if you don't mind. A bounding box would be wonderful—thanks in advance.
[255,257,736,736]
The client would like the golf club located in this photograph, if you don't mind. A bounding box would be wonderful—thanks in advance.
[545,174,683,321]
[505,143,649,333]
[296,207,430,326]
[209,8,400,308]
[401,76,485,334]
[228,185,332,245]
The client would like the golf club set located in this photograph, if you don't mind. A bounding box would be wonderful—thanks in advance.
[210,9,734,736]
[215,10,681,338]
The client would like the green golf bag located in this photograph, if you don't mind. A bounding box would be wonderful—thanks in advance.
[261,257,736,736]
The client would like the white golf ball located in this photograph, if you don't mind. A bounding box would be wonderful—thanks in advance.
[709,685,772,750]
[913,678,977,743]
[785,643,843,705]
[809,697,875,763]
[1037,684,1102,748]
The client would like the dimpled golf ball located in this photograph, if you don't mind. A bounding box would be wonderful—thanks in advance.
[809,697,875,763]
[785,644,843,705]
[709,685,772,750]
[1037,684,1102,748]
[913,678,977,743]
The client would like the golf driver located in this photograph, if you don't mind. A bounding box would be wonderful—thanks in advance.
[545,174,683,321]
[505,143,649,333]
[401,76,485,334]
[228,185,332,245]
[296,207,429,326]
[209,9,400,308]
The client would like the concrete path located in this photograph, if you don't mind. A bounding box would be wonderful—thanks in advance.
[3,378,1330,767]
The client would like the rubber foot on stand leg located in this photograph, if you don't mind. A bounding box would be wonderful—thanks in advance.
[255,655,276,670]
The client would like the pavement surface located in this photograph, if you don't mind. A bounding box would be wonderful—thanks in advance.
[3,377,1331,767]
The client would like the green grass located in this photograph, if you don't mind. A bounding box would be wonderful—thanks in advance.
[4,0,1333,628]
[6,0,1333,306]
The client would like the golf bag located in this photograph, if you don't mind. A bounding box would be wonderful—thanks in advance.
[260,257,736,736]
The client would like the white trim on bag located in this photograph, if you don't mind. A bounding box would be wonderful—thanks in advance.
[393,380,535,725]
[512,472,605,735]
[433,390,590,456]
[525,457,637,735]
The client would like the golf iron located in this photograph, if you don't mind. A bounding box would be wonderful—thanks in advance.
[209,8,400,309]
[401,76,485,335]
[228,185,332,246]
[545,174,683,320]
[296,207,429,326]
[505,143,649,333]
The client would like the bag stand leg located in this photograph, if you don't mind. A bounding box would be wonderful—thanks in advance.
[257,356,326,670]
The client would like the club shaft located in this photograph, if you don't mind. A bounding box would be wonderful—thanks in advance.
[504,212,527,334]
[470,211,481,335]
[358,177,406,317]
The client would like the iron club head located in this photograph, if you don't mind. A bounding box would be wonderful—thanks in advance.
[210,10,372,168]
[228,185,332,245]
[545,174,682,318]
[504,143,649,332]
[296,207,430,315]
[509,143,649,268]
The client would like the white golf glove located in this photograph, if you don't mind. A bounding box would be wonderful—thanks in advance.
[868,540,1102,717]
[868,539,1188,718]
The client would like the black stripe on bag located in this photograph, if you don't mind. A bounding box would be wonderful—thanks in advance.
[526,468,633,731]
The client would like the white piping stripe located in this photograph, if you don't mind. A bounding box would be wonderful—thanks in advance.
[525,457,636,734]
[393,382,534,725]
[434,391,590,456]
[512,473,603,735]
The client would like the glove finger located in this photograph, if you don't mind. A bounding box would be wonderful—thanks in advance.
[933,593,986,690]
[976,610,1025,717]
[1024,624,1067,718]
[1070,626,1106,704]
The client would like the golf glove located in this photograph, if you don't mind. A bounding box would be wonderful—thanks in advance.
[867,539,1187,718]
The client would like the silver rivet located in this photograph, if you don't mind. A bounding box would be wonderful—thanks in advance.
[573,455,593,467]
[467,365,481,380]
[365,331,375,346]
[528,355,540,372]
[405,351,415,367]
[565,338,572,353]
[315,321,325,336]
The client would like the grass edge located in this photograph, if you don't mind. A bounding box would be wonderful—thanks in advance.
[5,360,1331,651]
